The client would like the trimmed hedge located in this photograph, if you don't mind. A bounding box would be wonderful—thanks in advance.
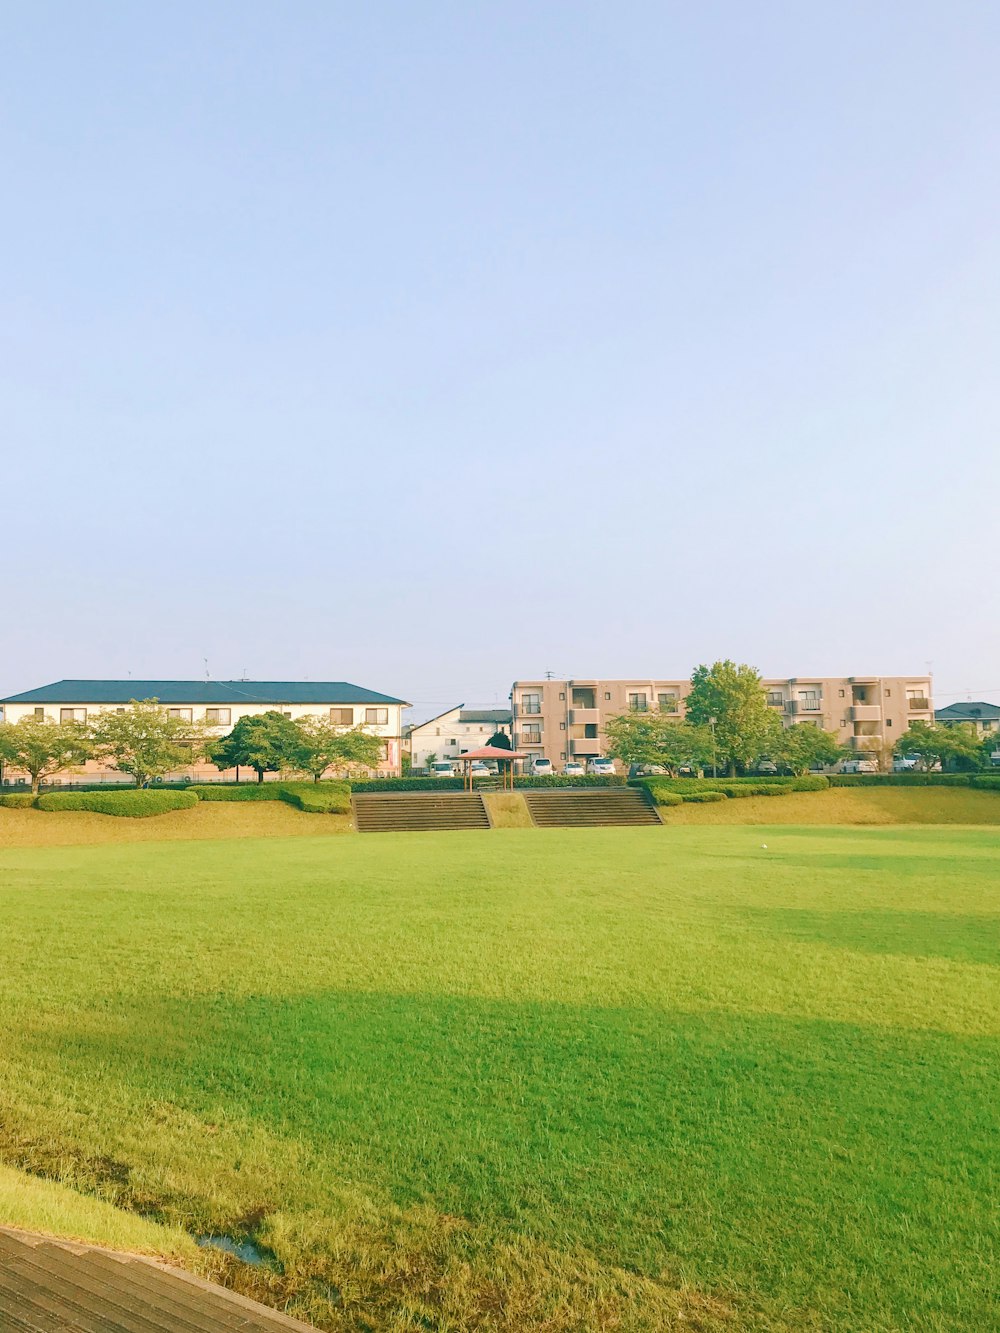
[970,775,1000,791]
[638,776,828,803]
[280,784,352,814]
[682,791,727,804]
[36,790,199,817]
[351,777,465,793]
[827,773,971,787]
[193,783,294,801]
[648,790,684,807]
[0,793,37,808]
[514,775,626,789]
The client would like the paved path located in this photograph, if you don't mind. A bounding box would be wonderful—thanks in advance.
[0,1227,316,1331]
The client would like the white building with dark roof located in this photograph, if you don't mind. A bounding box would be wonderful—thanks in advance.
[405,706,512,772]
[0,679,409,784]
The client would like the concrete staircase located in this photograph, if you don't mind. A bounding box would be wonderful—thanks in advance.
[522,787,662,828]
[352,791,491,833]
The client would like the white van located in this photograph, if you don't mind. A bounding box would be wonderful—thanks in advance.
[428,760,457,778]
[530,758,554,776]
[587,757,616,776]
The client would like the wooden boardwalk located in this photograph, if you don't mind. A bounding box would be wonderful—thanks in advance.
[0,1228,315,1332]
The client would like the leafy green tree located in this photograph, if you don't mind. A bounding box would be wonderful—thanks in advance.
[487,730,512,750]
[684,661,781,775]
[896,720,983,772]
[207,710,303,783]
[293,715,384,780]
[771,724,844,775]
[604,711,714,776]
[0,715,92,793]
[90,699,202,788]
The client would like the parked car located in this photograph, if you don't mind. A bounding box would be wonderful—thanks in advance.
[892,755,918,772]
[468,762,491,779]
[755,759,778,776]
[429,760,457,778]
[481,759,500,775]
[841,758,879,775]
[562,761,586,777]
[587,758,616,776]
[628,763,666,779]
[530,757,554,776]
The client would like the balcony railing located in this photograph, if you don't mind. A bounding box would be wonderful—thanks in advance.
[908,697,930,710]
[519,702,541,715]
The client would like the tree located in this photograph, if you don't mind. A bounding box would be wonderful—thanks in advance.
[207,710,303,783]
[293,715,384,780]
[896,720,983,772]
[91,699,202,788]
[603,710,714,776]
[0,715,92,793]
[684,661,781,775]
[487,730,512,750]
[771,723,844,775]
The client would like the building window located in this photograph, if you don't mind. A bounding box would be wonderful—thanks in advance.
[365,708,389,725]
[521,693,541,714]
[559,721,566,729]
[885,689,891,697]
[167,708,192,722]
[658,693,679,713]
[205,708,231,726]
[628,693,648,712]
[907,689,930,709]
[560,751,566,760]
[282,711,292,719]
[522,724,541,743]
[60,707,86,724]
[887,719,893,727]
[558,692,565,700]
[839,689,845,698]
[330,708,354,725]
[604,692,611,700]
[766,691,784,707]
[34,707,45,719]
[797,691,820,712]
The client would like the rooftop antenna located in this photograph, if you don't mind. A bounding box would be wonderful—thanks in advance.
[544,670,555,680]
[241,666,249,682]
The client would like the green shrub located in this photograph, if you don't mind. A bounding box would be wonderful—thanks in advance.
[970,775,1000,791]
[789,775,830,791]
[279,783,352,814]
[193,783,293,801]
[653,791,684,807]
[514,775,626,788]
[0,793,37,808]
[36,790,198,818]
[828,773,971,787]
[351,777,465,793]
[682,790,727,804]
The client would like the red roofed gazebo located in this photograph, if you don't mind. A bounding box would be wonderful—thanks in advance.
[454,745,528,791]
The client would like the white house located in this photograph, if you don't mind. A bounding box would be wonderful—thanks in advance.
[0,679,410,784]
[406,706,512,772]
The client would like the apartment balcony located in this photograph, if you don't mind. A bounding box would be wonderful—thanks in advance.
[850,705,882,724]
[850,734,882,750]
[568,708,600,727]
[569,737,602,757]
[517,733,543,749]
[787,699,823,715]
[908,697,930,711]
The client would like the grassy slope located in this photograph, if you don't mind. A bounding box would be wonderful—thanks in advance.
[0,825,997,1330]
[662,786,1000,825]
[0,1165,196,1258]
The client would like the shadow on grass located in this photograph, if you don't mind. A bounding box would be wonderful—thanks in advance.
[2,991,998,1330]
[730,906,1000,965]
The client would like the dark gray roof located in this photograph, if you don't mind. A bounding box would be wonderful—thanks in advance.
[459,709,512,725]
[1,679,407,706]
[935,701,1000,722]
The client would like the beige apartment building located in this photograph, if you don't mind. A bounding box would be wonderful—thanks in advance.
[510,675,934,767]
[0,679,409,784]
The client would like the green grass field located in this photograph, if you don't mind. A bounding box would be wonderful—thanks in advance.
[0,822,997,1330]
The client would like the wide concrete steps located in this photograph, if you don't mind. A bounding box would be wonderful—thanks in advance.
[523,787,662,827]
[353,791,491,832]
[0,1227,315,1332]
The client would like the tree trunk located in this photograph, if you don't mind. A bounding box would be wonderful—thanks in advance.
[31,774,40,794]
[256,768,265,783]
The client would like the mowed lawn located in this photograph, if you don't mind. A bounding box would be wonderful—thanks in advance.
[0,825,997,1331]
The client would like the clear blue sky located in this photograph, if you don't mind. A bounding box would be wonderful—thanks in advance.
[3,2,999,719]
